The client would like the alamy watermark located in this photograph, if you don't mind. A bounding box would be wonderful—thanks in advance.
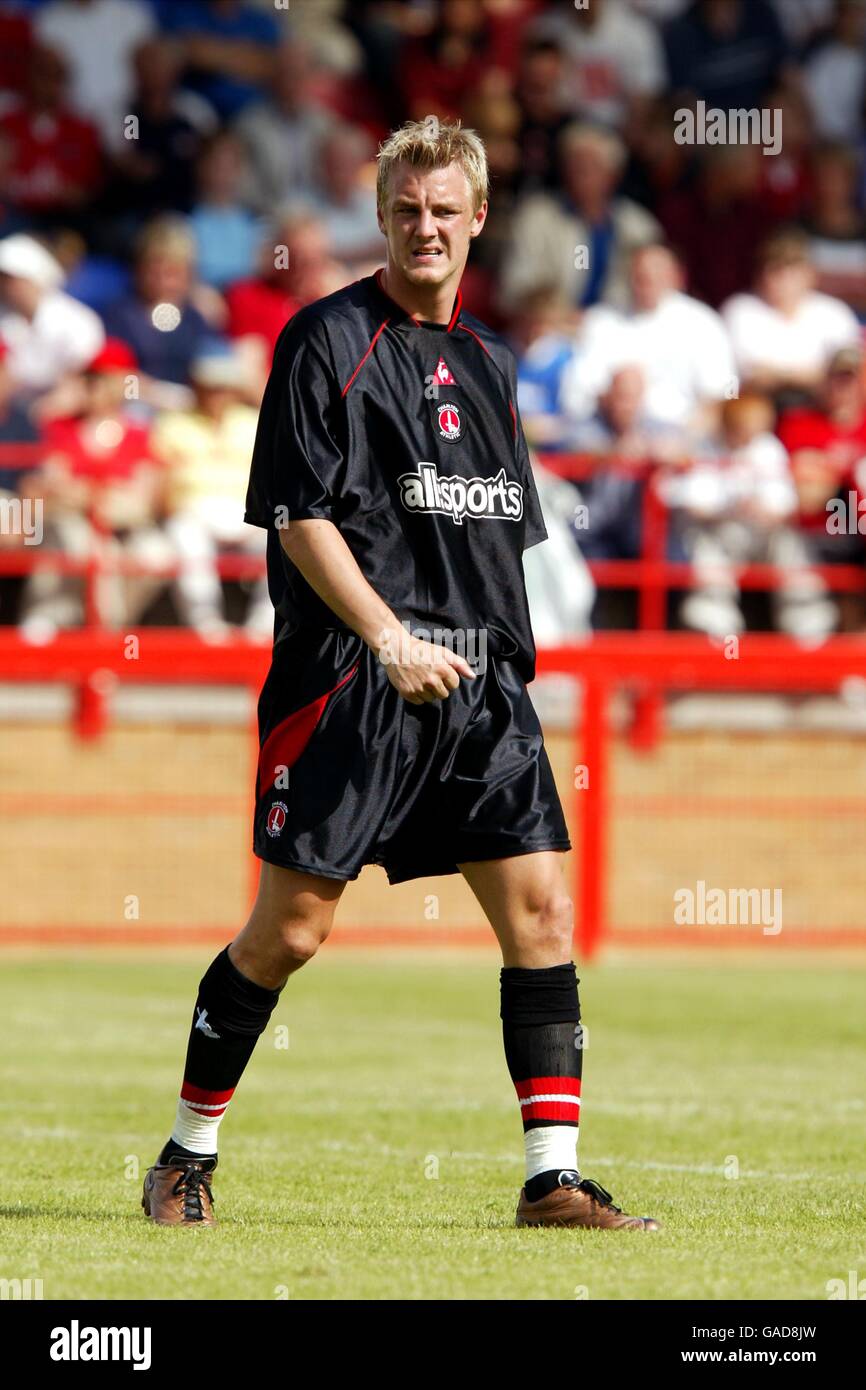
[1,1277,43,1299]
[674,101,782,157]
[49,1322,151,1370]
[826,491,866,535]
[674,880,783,936]
[378,619,488,674]
[0,495,42,544]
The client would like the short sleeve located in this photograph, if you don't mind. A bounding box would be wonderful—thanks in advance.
[244,314,346,530]
[513,411,548,550]
[506,352,548,551]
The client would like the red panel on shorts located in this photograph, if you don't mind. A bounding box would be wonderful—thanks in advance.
[256,664,358,798]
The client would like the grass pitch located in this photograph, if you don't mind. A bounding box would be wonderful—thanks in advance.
[0,950,863,1301]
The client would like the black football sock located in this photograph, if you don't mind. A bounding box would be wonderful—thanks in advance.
[158,1140,216,1167]
[161,946,282,1159]
[500,963,582,1202]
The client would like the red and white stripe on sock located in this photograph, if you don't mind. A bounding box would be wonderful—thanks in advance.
[515,1076,581,1180]
[169,1081,235,1156]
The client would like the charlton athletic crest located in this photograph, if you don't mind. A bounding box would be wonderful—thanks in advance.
[266,801,288,837]
[437,401,462,442]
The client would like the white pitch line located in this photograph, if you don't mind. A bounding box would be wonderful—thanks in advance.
[317,1139,843,1182]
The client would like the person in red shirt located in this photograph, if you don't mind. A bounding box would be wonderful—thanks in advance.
[42,340,155,491]
[0,43,102,231]
[776,345,866,628]
[226,210,347,391]
[399,0,496,122]
[22,338,169,635]
[0,10,34,102]
[777,346,866,531]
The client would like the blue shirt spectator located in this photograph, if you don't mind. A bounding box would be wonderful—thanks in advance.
[189,205,261,289]
[65,256,131,315]
[188,128,262,288]
[158,0,281,119]
[515,336,580,453]
[102,291,214,385]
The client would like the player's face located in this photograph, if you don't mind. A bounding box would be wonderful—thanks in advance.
[378,162,487,292]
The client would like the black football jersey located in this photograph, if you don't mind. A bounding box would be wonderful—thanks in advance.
[244,271,548,681]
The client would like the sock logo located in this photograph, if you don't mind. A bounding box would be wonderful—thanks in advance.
[398,461,524,526]
[194,1007,221,1040]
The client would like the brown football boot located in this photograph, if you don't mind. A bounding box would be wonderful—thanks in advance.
[516,1175,660,1230]
[142,1158,217,1227]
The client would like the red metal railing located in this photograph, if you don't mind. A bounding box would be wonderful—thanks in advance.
[2,627,866,953]
[3,443,866,952]
[3,447,866,646]
[538,632,866,957]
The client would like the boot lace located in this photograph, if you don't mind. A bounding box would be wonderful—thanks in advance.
[171,1164,214,1221]
[577,1178,623,1214]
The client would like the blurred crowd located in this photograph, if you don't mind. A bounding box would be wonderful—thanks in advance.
[2,0,866,640]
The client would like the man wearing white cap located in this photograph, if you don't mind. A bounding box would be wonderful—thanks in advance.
[0,233,104,404]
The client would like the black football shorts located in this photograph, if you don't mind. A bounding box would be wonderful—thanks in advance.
[252,626,571,883]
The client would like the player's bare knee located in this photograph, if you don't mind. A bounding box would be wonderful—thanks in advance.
[526,892,574,956]
[275,921,326,968]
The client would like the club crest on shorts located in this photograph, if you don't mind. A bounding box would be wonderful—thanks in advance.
[436,401,462,442]
[266,801,288,837]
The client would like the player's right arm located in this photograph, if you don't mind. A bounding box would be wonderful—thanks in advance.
[278,518,474,705]
[246,311,473,704]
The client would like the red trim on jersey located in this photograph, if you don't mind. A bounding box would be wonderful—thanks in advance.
[257,664,359,798]
[446,289,463,332]
[342,321,390,397]
[456,322,492,356]
[459,324,518,437]
[515,1077,582,1099]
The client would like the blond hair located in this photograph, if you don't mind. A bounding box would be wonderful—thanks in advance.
[376,118,489,213]
[134,214,196,265]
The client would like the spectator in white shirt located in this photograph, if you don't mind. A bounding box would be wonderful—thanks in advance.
[532,0,666,131]
[669,392,835,638]
[0,233,104,409]
[722,227,862,399]
[35,0,156,152]
[522,455,596,641]
[561,241,737,439]
[803,0,866,143]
